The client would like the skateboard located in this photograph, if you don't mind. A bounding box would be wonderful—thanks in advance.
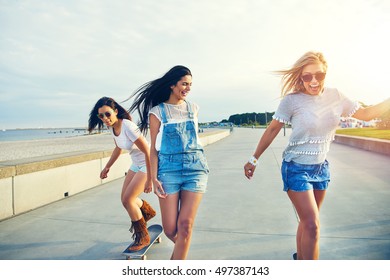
[122,224,163,260]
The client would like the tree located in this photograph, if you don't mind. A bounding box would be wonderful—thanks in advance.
[227,112,274,126]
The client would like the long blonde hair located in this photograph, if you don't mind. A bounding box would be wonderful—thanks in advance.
[275,51,328,97]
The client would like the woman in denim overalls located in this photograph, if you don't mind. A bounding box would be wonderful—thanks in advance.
[129,65,209,259]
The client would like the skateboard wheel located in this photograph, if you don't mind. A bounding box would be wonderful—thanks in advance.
[141,255,147,260]
[156,237,162,243]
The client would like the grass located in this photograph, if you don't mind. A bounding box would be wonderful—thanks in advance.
[335,128,390,140]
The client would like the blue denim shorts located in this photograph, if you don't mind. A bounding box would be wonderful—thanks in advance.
[281,160,330,192]
[158,152,209,195]
[129,164,147,173]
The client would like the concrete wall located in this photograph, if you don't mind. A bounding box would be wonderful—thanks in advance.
[0,129,230,221]
[0,151,130,220]
[200,129,230,146]
[334,134,390,156]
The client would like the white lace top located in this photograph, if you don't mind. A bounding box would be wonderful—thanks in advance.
[149,101,200,151]
[273,87,360,164]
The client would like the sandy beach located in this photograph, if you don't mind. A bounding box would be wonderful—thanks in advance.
[0,133,114,162]
[0,129,223,163]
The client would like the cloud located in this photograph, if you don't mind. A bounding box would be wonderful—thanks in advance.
[0,0,389,129]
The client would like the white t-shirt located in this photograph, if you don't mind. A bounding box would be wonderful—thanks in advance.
[108,119,146,166]
[273,87,360,164]
[149,102,200,151]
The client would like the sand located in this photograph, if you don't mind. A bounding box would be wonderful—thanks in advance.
[0,128,222,163]
[0,133,115,162]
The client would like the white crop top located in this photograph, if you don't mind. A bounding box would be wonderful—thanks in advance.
[108,119,146,166]
[273,87,360,164]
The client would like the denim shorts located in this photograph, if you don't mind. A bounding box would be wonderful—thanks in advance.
[281,160,330,192]
[129,164,147,173]
[158,152,209,195]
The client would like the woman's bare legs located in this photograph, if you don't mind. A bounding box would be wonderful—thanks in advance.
[159,193,180,244]
[159,191,203,260]
[121,171,147,221]
[288,189,326,260]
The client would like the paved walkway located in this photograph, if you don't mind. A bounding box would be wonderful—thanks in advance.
[0,128,389,260]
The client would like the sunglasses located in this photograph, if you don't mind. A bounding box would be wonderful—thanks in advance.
[97,109,114,119]
[301,72,326,82]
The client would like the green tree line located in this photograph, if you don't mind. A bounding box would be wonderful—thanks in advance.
[224,112,275,126]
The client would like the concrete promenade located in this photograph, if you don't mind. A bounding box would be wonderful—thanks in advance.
[0,127,389,260]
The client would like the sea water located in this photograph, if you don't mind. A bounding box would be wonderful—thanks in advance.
[0,128,88,142]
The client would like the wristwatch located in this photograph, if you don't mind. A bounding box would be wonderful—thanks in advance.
[248,156,258,166]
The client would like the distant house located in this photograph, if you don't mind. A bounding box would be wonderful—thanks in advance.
[339,117,377,128]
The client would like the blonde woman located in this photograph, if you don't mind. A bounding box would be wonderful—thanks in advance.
[244,51,390,260]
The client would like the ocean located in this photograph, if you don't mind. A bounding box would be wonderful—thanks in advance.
[0,128,89,142]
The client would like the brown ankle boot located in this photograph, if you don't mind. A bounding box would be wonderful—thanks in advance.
[140,200,156,222]
[129,200,156,233]
[129,217,150,251]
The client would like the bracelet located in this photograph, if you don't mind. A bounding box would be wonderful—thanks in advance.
[248,156,258,166]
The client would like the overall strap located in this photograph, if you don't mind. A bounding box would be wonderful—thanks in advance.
[185,101,194,119]
[159,103,168,124]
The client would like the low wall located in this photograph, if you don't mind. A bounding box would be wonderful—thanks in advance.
[334,134,390,156]
[0,129,230,221]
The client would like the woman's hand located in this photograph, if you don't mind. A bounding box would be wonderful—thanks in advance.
[144,178,153,193]
[153,178,168,199]
[244,162,256,179]
[100,167,110,179]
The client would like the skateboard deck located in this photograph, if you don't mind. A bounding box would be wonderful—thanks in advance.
[122,224,163,260]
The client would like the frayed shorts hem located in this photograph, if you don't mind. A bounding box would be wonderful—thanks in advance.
[158,172,208,195]
[129,164,147,173]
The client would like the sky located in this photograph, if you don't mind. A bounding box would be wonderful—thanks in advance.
[0,0,389,129]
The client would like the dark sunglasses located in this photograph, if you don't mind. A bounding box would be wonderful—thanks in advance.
[97,110,114,119]
[301,72,326,82]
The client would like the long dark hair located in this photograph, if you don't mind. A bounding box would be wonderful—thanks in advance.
[129,65,192,134]
[88,96,132,133]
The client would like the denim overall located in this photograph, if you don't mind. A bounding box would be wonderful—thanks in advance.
[157,101,209,194]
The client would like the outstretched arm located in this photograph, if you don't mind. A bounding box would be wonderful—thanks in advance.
[244,119,284,179]
[352,97,390,121]
[100,146,122,179]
